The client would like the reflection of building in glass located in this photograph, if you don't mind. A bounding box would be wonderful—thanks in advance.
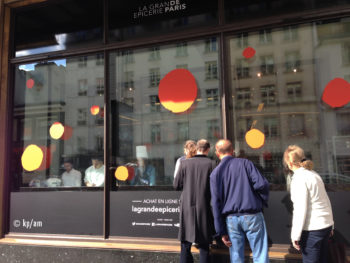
[13,55,106,188]
[111,39,222,184]
[230,24,320,185]
[315,21,350,177]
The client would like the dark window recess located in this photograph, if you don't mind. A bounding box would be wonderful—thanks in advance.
[108,0,218,42]
[225,0,350,23]
[14,0,103,57]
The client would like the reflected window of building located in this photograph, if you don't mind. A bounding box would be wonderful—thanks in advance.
[149,68,161,87]
[124,72,134,91]
[36,118,49,139]
[287,82,302,102]
[236,59,250,79]
[342,42,350,65]
[237,117,253,139]
[283,26,298,41]
[285,51,301,72]
[264,117,279,138]
[77,136,86,152]
[78,79,88,96]
[177,122,189,142]
[288,114,306,136]
[78,57,88,68]
[236,33,248,48]
[95,135,104,152]
[150,95,161,112]
[77,109,87,126]
[151,124,161,143]
[236,87,252,109]
[260,85,276,105]
[207,119,220,139]
[205,38,218,53]
[176,42,188,57]
[96,78,104,96]
[206,89,219,107]
[176,64,188,69]
[122,50,134,64]
[260,55,275,75]
[205,61,218,80]
[337,113,350,135]
[95,114,104,126]
[96,54,104,66]
[259,29,272,44]
[149,47,161,61]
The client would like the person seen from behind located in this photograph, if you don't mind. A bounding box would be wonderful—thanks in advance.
[284,145,334,263]
[174,139,216,263]
[174,140,197,178]
[210,139,270,263]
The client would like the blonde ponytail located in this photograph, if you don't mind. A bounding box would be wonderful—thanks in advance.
[284,145,314,171]
[300,159,314,171]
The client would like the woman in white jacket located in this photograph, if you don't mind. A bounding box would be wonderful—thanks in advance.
[283,145,334,263]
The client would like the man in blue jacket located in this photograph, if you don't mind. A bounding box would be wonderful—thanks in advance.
[210,139,269,263]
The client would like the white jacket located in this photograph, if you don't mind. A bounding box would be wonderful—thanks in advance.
[290,167,334,241]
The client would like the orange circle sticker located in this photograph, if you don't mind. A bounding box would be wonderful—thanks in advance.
[21,144,44,171]
[49,122,65,140]
[90,105,100,115]
[158,69,197,113]
[245,129,265,149]
[115,166,129,181]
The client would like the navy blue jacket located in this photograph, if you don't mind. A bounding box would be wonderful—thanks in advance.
[210,156,269,236]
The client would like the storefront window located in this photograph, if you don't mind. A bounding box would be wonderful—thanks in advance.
[109,38,222,188]
[9,54,105,235]
[14,0,103,57]
[227,18,350,191]
[108,0,218,42]
[12,55,105,190]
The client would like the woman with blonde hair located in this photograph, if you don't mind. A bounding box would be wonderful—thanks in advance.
[174,140,197,178]
[283,145,334,263]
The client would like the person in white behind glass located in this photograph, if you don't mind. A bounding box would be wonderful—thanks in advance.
[283,145,334,263]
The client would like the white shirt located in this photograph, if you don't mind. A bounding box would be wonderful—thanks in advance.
[84,165,105,187]
[290,167,334,241]
[61,169,82,187]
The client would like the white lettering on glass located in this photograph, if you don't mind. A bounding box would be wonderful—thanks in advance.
[133,0,187,19]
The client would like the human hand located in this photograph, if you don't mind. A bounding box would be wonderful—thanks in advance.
[292,240,300,251]
[330,230,334,237]
[222,235,232,247]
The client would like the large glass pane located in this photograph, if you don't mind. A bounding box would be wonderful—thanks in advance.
[14,0,103,57]
[227,17,350,244]
[109,0,218,42]
[109,38,222,237]
[10,54,105,235]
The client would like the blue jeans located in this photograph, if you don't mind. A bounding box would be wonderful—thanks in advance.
[300,226,332,263]
[226,212,269,263]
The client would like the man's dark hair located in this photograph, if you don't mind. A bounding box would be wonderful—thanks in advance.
[92,155,103,161]
[63,159,73,164]
[196,139,210,152]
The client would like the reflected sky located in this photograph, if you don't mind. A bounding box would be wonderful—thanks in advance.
[16,34,67,58]
[19,59,67,71]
